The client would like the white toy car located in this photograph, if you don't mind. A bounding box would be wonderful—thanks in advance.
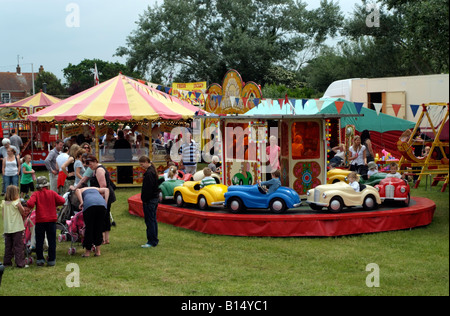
[306,182,382,212]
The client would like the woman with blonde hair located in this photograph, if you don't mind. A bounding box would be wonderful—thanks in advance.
[2,185,28,268]
[348,135,367,175]
[2,147,20,189]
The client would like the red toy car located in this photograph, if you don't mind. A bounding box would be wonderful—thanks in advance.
[374,177,410,206]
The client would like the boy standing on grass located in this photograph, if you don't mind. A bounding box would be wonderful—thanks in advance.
[25,176,65,267]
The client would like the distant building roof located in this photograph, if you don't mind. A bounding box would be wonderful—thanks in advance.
[0,65,40,102]
[0,72,34,91]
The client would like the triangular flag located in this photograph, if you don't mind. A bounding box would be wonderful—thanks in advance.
[373,102,383,115]
[156,85,163,91]
[289,99,296,114]
[410,104,420,117]
[354,102,364,114]
[229,96,235,107]
[284,94,289,105]
[302,99,308,109]
[165,87,171,94]
[316,100,324,112]
[334,101,344,114]
[392,104,402,117]
[234,97,240,107]
[242,97,248,108]
[278,99,284,110]
[195,92,201,99]
[217,95,223,105]
[253,98,260,108]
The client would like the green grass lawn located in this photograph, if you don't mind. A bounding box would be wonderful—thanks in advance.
[0,169,448,296]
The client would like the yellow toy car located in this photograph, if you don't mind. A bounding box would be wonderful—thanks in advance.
[173,181,228,210]
[306,181,381,212]
[326,168,354,184]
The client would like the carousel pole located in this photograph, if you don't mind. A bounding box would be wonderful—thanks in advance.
[94,121,99,160]
[148,121,153,162]
[58,123,63,140]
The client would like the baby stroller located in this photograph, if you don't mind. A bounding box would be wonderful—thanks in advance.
[57,190,85,255]
[23,211,37,265]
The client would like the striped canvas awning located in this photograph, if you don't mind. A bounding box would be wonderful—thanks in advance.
[0,91,61,108]
[28,75,204,122]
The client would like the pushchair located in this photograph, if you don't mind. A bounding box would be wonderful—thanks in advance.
[23,210,38,265]
[57,190,85,255]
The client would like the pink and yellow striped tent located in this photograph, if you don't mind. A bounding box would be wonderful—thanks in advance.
[28,75,203,122]
[0,90,61,108]
[0,91,60,121]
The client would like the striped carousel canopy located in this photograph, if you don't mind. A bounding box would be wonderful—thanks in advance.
[0,90,61,108]
[28,74,204,123]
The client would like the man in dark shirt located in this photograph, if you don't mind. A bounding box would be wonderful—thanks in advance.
[139,156,160,248]
[113,130,132,162]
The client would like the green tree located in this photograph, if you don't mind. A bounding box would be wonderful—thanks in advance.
[34,71,66,96]
[116,0,343,85]
[342,0,449,75]
[301,0,449,93]
[63,59,144,95]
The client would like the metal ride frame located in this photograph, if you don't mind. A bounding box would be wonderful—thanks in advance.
[398,103,449,192]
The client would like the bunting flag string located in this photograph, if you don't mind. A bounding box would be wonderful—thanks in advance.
[119,74,428,119]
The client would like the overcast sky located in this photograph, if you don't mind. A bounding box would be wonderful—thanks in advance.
[0,0,361,84]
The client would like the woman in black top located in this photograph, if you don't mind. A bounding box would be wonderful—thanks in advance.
[85,154,116,245]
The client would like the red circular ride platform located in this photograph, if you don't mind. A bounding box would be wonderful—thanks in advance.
[128,194,435,237]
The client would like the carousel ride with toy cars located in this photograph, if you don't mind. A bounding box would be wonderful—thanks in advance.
[127,70,437,237]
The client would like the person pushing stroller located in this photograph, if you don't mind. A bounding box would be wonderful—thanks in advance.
[75,187,109,257]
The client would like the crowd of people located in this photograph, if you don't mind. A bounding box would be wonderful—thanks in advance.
[1,124,433,269]
[1,124,205,268]
[327,128,434,181]
[1,131,116,268]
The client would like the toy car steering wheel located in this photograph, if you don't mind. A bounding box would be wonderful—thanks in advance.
[258,185,267,194]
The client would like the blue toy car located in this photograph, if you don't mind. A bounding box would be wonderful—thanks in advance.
[224,185,301,214]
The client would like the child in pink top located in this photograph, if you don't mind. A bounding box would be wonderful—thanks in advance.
[266,136,281,172]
